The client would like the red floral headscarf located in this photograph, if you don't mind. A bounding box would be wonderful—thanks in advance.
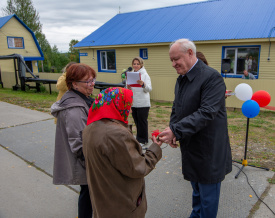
[87,87,133,125]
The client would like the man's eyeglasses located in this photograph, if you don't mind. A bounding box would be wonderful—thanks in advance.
[76,78,96,85]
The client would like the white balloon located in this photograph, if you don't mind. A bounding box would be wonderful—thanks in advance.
[234,83,253,101]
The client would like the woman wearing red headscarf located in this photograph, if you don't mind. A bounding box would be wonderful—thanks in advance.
[82,87,162,218]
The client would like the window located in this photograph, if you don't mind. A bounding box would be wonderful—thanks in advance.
[7,37,24,49]
[140,48,148,59]
[25,61,33,72]
[222,46,260,78]
[97,50,116,72]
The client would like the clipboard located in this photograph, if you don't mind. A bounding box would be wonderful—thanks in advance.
[126,71,142,87]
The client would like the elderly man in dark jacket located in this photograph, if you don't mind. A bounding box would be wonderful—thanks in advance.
[159,38,232,218]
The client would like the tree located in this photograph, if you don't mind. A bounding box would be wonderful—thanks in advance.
[49,45,70,72]
[35,31,51,53]
[2,0,54,72]
[68,39,80,63]
[3,0,43,39]
[2,0,71,73]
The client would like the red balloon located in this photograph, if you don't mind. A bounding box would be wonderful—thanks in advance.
[251,90,271,107]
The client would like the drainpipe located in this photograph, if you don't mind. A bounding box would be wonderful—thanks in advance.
[267,27,275,61]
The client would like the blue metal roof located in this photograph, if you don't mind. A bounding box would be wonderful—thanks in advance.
[0,14,13,28]
[0,14,44,60]
[75,0,275,48]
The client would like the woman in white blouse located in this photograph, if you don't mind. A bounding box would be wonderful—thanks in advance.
[127,57,152,146]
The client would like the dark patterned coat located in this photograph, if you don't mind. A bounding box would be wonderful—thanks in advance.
[170,59,232,184]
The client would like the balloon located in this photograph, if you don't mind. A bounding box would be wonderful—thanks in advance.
[235,83,253,101]
[242,100,260,118]
[251,90,271,107]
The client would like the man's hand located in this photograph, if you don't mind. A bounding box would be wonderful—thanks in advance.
[225,90,233,98]
[158,127,178,148]
[169,137,178,148]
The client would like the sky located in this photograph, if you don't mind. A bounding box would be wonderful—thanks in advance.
[0,0,206,52]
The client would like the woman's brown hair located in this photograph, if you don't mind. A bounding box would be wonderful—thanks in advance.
[196,51,208,66]
[66,63,96,90]
[132,57,144,68]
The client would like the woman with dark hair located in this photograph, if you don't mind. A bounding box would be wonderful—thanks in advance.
[196,51,208,65]
[82,87,162,218]
[51,63,96,218]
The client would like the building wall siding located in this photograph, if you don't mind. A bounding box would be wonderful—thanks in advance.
[56,39,275,108]
[222,78,274,109]
[1,70,274,108]
[0,17,41,74]
[0,59,15,73]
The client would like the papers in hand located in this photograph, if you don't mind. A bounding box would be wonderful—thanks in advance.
[126,71,142,87]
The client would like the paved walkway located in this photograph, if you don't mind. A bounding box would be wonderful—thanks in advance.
[0,101,274,218]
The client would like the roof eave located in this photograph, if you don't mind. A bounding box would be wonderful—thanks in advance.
[76,38,275,50]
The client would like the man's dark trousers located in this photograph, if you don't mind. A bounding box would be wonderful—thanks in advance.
[190,181,221,218]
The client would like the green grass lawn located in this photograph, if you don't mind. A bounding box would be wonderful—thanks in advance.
[0,87,274,171]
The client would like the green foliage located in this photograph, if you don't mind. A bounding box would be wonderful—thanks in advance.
[268,178,275,183]
[47,45,70,72]
[226,110,244,118]
[35,31,51,54]
[38,84,46,92]
[228,125,242,131]
[0,88,57,112]
[69,39,80,63]
[152,100,173,107]
[2,0,72,73]
[3,0,42,36]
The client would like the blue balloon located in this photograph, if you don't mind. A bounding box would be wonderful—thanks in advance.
[242,100,260,118]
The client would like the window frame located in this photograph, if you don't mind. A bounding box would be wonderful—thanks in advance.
[7,36,24,49]
[221,45,260,79]
[97,49,116,73]
[140,48,148,59]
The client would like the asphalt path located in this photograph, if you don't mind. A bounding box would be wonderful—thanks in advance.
[0,101,274,217]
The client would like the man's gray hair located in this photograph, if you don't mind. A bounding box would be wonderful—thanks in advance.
[170,38,196,54]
